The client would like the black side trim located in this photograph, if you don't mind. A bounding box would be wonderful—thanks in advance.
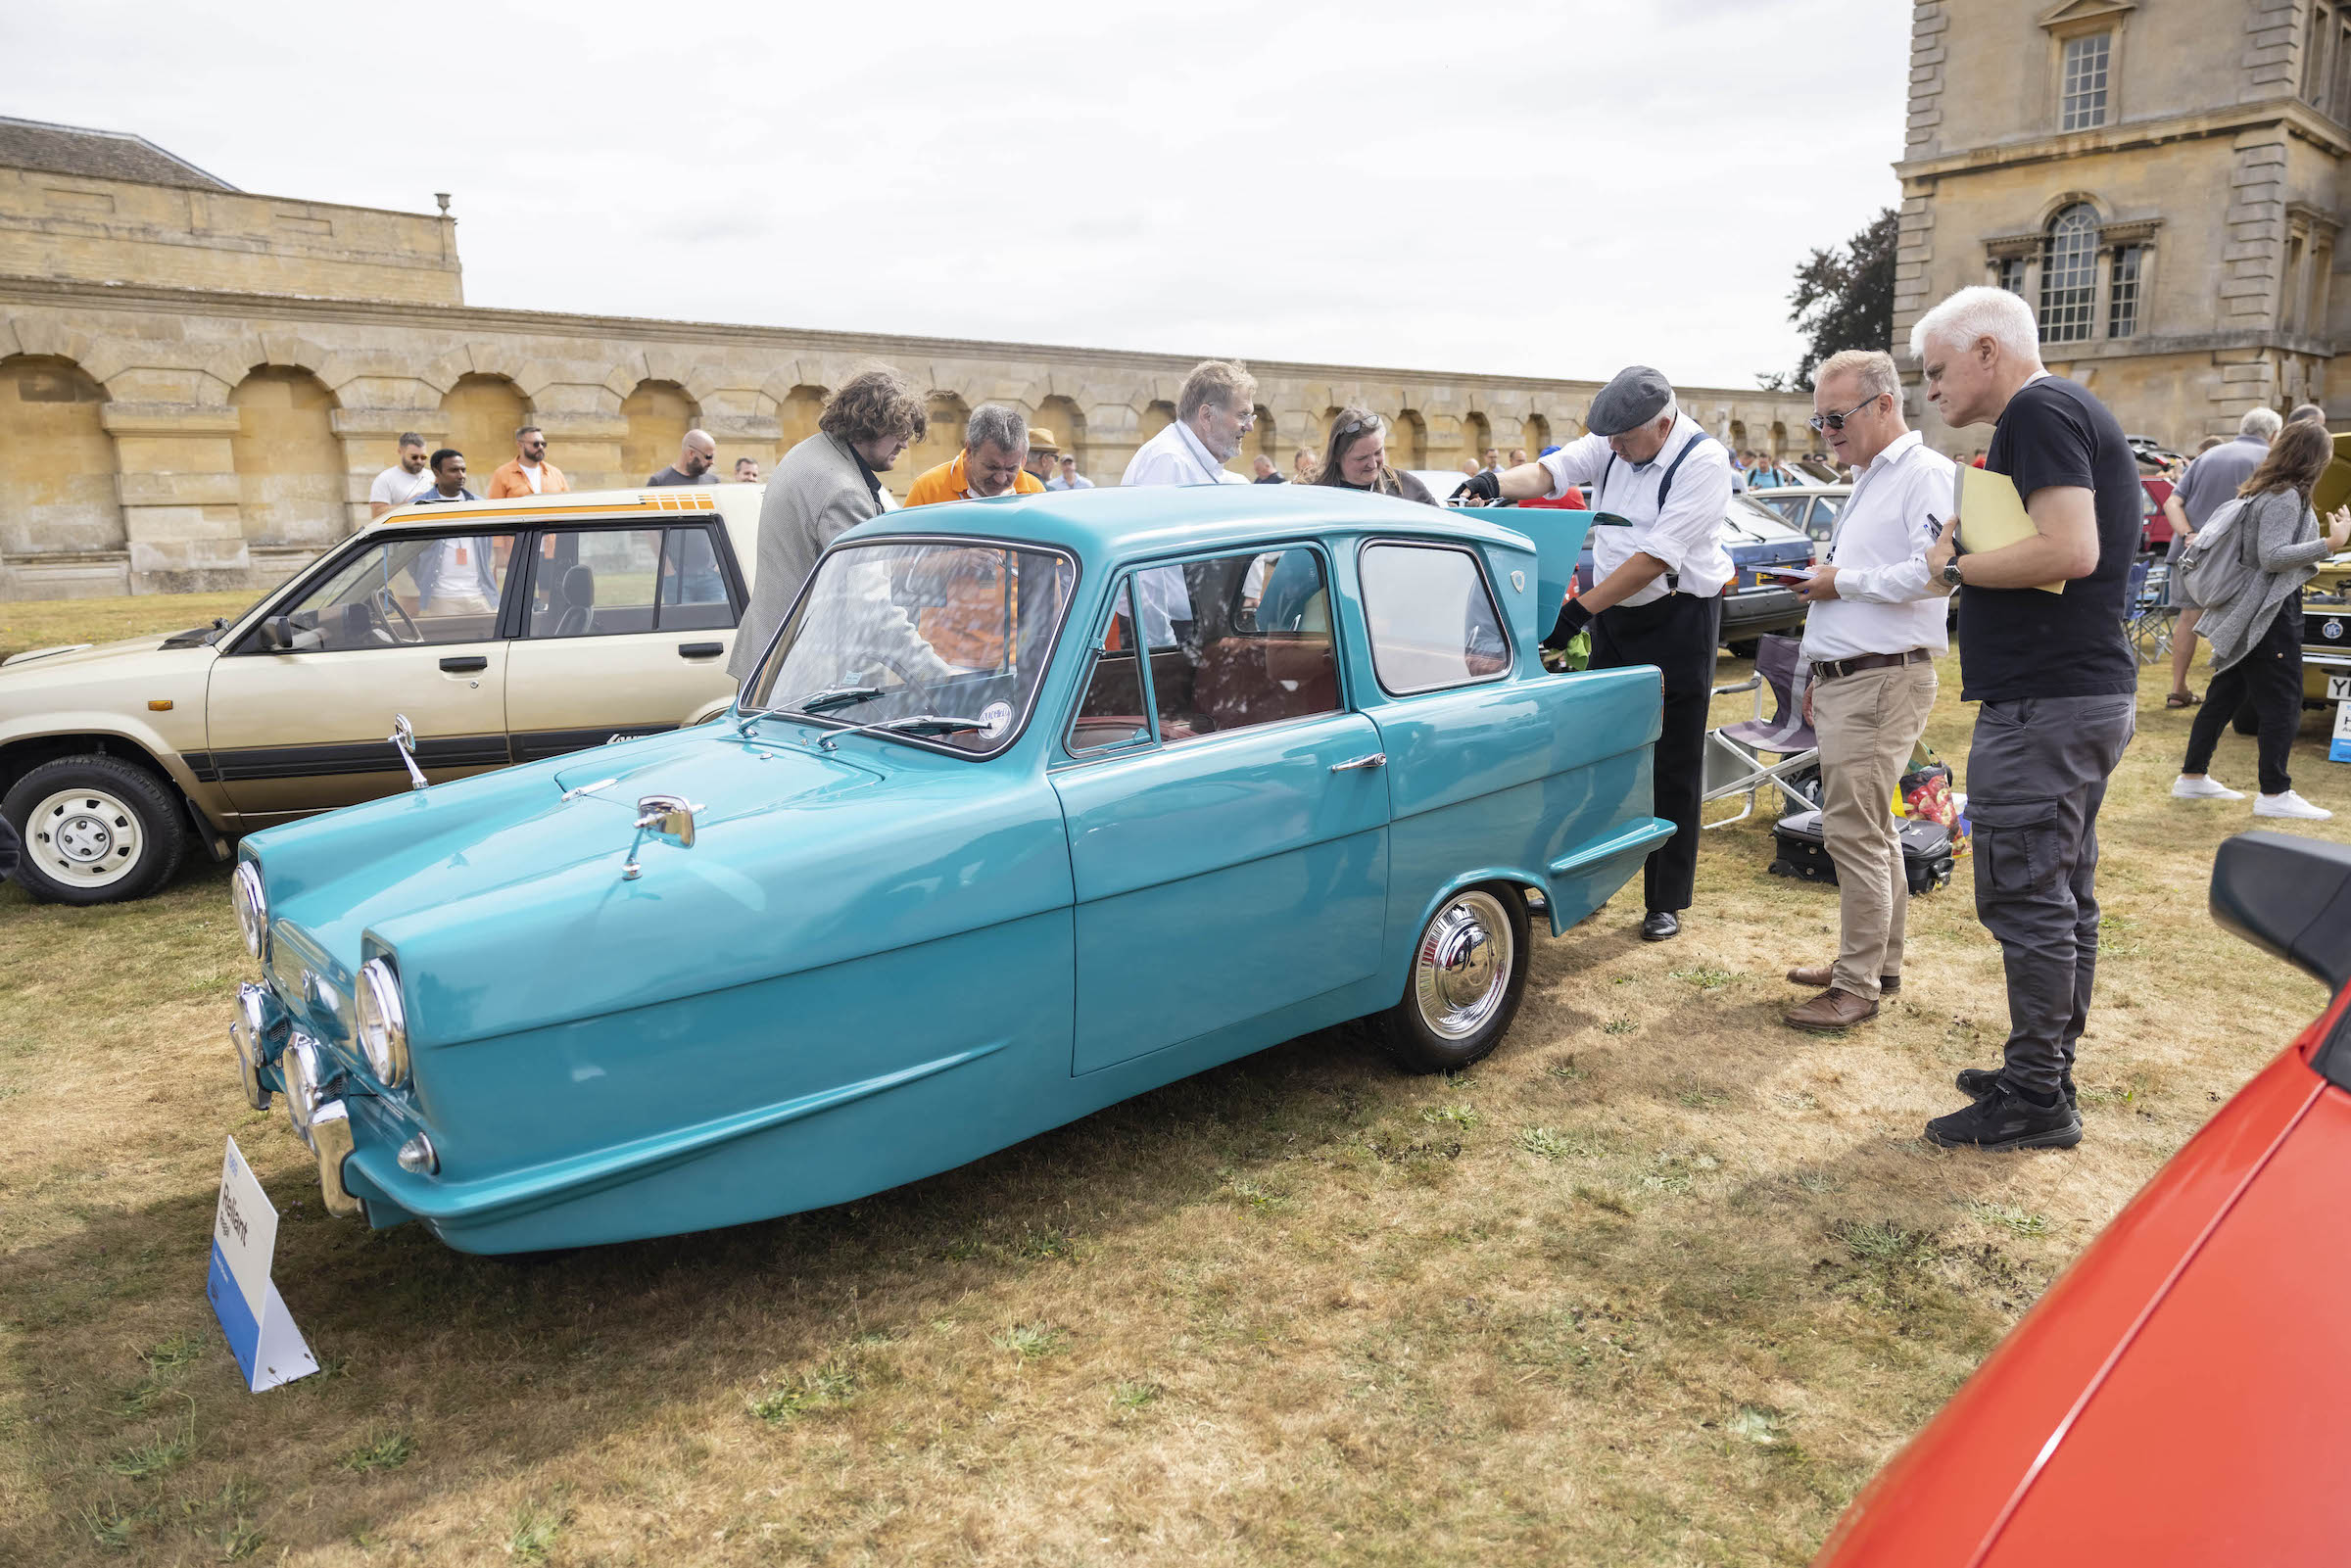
[508,724,675,764]
[203,734,511,783]
[182,750,220,784]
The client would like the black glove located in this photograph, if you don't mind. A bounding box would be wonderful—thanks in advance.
[1453,470,1502,504]
[1543,597,1594,650]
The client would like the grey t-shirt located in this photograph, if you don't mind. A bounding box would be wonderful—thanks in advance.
[2169,435,2268,557]
[647,466,718,487]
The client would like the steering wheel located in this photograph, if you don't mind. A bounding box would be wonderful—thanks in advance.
[372,586,422,645]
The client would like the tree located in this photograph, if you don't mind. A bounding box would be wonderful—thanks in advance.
[1760,207,1897,393]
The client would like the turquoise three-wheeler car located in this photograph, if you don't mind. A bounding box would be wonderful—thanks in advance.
[223,485,1669,1254]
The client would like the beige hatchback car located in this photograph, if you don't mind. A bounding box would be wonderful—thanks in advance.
[0,485,765,904]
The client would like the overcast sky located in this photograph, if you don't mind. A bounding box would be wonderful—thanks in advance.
[7,0,1911,390]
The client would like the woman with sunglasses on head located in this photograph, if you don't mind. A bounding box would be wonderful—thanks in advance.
[1311,407,1437,504]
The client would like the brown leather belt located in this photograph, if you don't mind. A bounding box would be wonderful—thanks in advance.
[1810,648,1932,682]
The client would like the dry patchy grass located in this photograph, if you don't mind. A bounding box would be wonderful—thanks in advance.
[1,619,2341,1565]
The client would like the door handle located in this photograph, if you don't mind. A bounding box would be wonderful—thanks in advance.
[678,641,724,659]
[438,656,488,674]
[1329,752,1387,773]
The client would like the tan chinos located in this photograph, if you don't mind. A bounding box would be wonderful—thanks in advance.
[1811,662,1939,999]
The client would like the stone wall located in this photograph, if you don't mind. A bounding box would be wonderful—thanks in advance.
[0,278,1816,599]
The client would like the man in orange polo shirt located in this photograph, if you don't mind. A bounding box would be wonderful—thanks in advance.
[902,404,1046,665]
[903,404,1046,507]
[485,425,571,499]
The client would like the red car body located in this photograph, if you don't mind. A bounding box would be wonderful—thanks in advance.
[2139,476,2176,551]
[1815,832,2351,1566]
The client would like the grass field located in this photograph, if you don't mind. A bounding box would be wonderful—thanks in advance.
[1,608,2342,1565]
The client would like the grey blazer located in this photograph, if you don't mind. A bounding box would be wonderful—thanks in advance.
[727,432,884,686]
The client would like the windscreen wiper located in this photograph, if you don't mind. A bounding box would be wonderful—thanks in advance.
[785,684,885,714]
[815,714,989,752]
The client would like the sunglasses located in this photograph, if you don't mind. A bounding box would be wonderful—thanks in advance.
[1334,414,1382,437]
[1807,397,1883,433]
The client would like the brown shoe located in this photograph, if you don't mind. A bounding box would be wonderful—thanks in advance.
[1785,964,1898,994]
[1784,987,1880,1032]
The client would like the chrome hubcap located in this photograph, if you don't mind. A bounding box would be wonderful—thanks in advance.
[26,787,143,887]
[1413,890,1513,1040]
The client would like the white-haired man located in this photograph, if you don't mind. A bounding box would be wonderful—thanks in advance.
[1915,285,2139,1153]
[2161,405,2281,708]
[1122,360,1257,488]
[1781,350,1954,1033]
[1460,365,1735,942]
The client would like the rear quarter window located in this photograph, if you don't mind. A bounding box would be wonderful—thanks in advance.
[1358,543,1511,695]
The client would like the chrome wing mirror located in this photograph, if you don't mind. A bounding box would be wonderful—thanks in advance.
[621,793,701,880]
[388,713,428,792]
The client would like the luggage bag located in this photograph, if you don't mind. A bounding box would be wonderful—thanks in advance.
[1768,809,1954,895]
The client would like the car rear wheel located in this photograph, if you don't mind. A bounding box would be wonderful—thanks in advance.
[1374,882,1531,1073]
[3,755,188,905]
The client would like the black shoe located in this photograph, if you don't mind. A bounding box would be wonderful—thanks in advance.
[1954,1067,2077,1112]
[1925,1087,2083,1152]
[1640,910,1680,942]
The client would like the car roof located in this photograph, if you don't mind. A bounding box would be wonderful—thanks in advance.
[842,482,1542,564]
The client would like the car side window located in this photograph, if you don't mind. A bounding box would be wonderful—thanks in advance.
[1358,543,1511,694]
[1133,547,1340,742]
[658,525,736,631]
[526,528,663,639]
[1068,579,1151,755]
[263,533,517,652]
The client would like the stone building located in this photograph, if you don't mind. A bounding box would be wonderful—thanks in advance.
[1895,0,2351,451]
[0,116,1813,600]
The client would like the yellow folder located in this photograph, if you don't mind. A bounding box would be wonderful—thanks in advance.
[1954,465,2064,594]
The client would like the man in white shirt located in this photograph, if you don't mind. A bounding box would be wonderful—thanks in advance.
[1463,365,1735,941]
[1121,360,1257,641]
[368,433,431,519]
[1782,349,1954,1032]
[1121,360,1258,488]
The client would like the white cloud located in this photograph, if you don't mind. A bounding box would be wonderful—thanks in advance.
[4,0,1911,388]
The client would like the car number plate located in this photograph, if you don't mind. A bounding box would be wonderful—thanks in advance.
[2328,676,2351,702]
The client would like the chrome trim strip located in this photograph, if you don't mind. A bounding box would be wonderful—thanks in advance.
[348,1040,1009,1226]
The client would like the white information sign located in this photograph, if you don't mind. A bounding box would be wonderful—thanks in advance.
[2332,701,2351,765]
[205,1137,318,1392]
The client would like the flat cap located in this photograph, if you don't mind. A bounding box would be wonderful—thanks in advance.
[1586,365,1674,437]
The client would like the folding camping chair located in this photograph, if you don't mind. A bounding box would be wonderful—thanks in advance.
[2124,558,2177,664]
[1703,633,1821,830]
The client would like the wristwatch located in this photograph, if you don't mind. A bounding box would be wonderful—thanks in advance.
[1941,557,1965,588]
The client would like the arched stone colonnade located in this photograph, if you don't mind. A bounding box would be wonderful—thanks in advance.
[0,290,1816,598]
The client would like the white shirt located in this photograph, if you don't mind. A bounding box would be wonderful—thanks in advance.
[1121,418,1247,488]
[370,463,428,509]
[1536,413,1735,606]
[1798,430,1954,663]
[518,460,545,496]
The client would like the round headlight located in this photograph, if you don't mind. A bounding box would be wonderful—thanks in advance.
[231,862,267,960]
[355,957,409,1087]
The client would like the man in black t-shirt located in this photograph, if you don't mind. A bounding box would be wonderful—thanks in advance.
[1913,286,2138,1154]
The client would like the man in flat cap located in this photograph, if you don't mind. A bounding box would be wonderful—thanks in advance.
[1461,366,1734,941]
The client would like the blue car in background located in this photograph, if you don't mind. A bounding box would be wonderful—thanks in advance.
[224,486,1673,1255]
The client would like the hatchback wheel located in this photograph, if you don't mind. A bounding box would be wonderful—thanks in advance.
[3,756,188,905]
[1374,882,1531,1072]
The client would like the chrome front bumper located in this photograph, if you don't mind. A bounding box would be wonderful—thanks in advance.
[230,982,361,1218]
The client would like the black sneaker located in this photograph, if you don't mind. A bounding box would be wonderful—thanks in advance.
[1954,1067,2077,1112]
[1924,1087,2082,1152]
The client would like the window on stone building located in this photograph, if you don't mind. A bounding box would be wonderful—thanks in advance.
[2039,205,2100,344]
[2107,246,2143,340]
[2334,15,2351,119]
[1996,257,2026,296]
[2061,33,2110,131]
[2307,4,2334,106]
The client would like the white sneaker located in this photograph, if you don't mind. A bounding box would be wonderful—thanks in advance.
[2173,776,2245,800]
[2255,790,2333,821]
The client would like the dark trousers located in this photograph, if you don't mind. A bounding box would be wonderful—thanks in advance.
[1591,591,1722,913]
[1966,693,2136,1101]
[2183,593,2303,795]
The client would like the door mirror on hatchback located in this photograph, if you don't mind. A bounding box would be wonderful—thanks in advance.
[259,614,323,653]
[2211,832,2351,990]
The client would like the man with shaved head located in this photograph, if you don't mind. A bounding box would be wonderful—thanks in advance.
[648,429,720,486]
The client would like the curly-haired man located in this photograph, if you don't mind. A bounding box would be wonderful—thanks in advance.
[728,365,927,684]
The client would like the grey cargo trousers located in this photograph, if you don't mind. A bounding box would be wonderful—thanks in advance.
[1964,693,2136,1101]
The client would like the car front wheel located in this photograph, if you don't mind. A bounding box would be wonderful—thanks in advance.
[1374,882,1531,1073]
[3,756,188,905]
